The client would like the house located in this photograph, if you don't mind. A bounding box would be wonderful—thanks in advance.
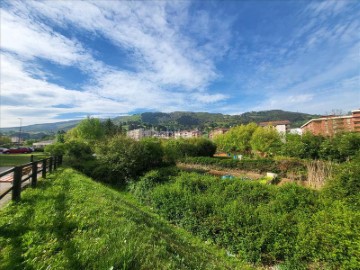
[301,109,360,136]
[10,133,30,144]
[10,136,24,143]
[259,120,291,134]
[289,128,303,135]
[33,140,55,149]
[126,128,161,141]
[209,128,229,140]
[174,130,202,139]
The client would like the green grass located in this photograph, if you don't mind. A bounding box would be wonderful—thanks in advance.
[0,153,48,167]
[0,168,253,270]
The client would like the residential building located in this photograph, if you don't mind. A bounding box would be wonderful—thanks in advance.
[174,130,202,139]
[209,128,229,140]
[33,140,55,149]
[259,120,291,134]
[289,128,303,135]
[301,109,360,136]
[127,128,156,141]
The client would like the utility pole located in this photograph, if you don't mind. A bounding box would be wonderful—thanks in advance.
[18,118,22,145]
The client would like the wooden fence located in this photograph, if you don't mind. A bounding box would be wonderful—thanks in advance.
[0,156,63,202]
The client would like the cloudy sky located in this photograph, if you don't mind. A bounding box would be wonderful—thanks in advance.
[1,0,359,127]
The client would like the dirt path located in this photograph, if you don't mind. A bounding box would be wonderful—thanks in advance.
[177,162,309,187]
[177,163,263,179]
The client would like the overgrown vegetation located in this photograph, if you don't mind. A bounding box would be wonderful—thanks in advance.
[0,168,251,270]
[180,156,307,180]
[130,162,360,269]
[9,117,358,269]
[215,123,360,161]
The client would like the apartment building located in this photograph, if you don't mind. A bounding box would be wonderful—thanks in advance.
[301,109,360,136]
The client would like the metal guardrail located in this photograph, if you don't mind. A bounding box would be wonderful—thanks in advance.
[0,156,62,202]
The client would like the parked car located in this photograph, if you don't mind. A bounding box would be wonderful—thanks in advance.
[0,147,9,154]
[3,147,32,154]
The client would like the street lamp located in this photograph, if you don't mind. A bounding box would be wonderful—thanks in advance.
[18,118,22,145]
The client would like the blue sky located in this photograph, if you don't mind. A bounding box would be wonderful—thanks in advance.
[1,0,359,127]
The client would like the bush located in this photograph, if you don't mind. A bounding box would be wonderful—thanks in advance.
[323,161,360,205]
[94,135,164,185]
[44,142,66,156]
[181,156,307,179]
[162,138,216,163]
[65,140,93,162]
[130,167,180,203]
[138,138,164,170]
[130,166,360,268]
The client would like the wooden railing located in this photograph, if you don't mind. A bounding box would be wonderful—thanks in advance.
[0,156,62,202]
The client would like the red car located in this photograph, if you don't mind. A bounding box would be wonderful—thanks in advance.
[3,147,32,154]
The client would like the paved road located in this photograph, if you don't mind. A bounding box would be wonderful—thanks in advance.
[0,166,13,173]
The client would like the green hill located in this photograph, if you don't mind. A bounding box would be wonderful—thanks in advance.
[1,110,317,134]
[0,120,80,133]
[0,168,252,270]
[114,110,317,130]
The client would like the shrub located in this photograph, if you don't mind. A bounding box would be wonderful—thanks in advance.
[323,161,360,205]
[65,140,93,162]
[44,142,66,156]
[162,138,216,163]
[181,156,307,179]
[129,159,359,268]
[130,167,180,203]
[95,135,164,185]
[138,138,164,170]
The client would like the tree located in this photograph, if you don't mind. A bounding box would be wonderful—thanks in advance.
[95,135,157,184]
[56,130,66,143]
[0,136,11,146]
[250,126,282,157]
[214,123,258,155]
[281,134,306,158]
[338,132,360,161]
[103,118,118,137]
[65,117,104,143]
[301,132,324,159]
[320,132,360,162]
[45,142,67,156]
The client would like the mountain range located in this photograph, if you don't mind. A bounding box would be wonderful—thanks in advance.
[1,110,318,134]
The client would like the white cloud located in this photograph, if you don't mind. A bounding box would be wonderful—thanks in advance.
[0,1,232,127]
[0,9,84,65]
[16,0,221,89]
[191,93,228,103]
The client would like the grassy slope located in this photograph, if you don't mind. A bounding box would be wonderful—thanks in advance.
[0,168,252,270]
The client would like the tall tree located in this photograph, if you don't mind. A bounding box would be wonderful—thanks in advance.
[250,126,282,157]
[103,118,118,137]
[65,117,104,143]
[214,123,258,155]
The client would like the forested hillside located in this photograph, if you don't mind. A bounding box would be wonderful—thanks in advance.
[114,110,317,130]
[1,110,317,134]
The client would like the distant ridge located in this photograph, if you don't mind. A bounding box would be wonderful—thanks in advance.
[0,119,80,133]
[1,110,318,133]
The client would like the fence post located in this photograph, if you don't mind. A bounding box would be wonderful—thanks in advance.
[31,161,38,188]
[30,155,34,162]
[42,159,47,179]
[49,157,53,173]
[12,166,22,201]
[54,156,57,170]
